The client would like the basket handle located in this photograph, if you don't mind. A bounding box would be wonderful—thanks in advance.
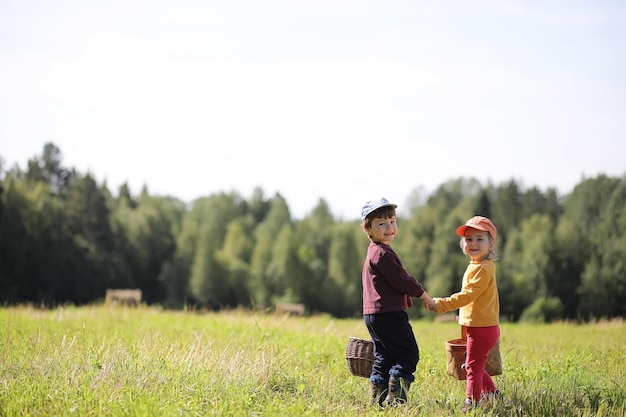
[461,325,467,340]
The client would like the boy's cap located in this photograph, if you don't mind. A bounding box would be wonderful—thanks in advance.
[361,198,397,222]
[456,216,497,241]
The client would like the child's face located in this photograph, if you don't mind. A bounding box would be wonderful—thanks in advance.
[366,215,397,244]
[462,229,492,261]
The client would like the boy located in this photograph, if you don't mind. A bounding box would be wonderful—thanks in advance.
[361,198,433,406]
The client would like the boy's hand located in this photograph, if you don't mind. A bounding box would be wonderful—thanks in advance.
[420,291,434,310]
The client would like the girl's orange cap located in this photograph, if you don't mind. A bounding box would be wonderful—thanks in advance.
[456,216,497,241]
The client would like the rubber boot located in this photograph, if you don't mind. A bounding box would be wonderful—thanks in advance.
[370,382,387,407]
[383,375,411,406]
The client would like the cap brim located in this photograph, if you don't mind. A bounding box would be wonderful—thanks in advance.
[456,225,469,236]
[456,224,488,236]
[362,202,397,221]
[378,203,397,210]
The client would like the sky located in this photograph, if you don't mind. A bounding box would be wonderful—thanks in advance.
[1,1,625,220]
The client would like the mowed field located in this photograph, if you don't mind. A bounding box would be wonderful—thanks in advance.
[1,305,624,417]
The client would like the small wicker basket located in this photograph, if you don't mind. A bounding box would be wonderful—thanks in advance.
[345,337,374,378]
[445,338,502,380]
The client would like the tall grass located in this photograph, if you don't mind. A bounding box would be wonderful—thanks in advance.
[1,305,624,416]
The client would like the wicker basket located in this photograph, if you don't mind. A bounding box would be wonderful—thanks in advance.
[445,338,502,380]
[346,337,374,378]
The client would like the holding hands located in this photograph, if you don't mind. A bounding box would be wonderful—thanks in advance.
[420,292,437,312]
[419,291,439,311]
[426,298,438,312]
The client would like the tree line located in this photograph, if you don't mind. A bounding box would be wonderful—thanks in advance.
[1,143,625,322]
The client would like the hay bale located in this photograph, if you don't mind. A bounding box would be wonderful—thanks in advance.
[105,288,142,306]
[275,302,305,316]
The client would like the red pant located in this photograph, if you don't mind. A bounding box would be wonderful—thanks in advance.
[465,326,500,402]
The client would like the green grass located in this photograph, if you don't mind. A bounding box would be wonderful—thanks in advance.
[1,305,625,416]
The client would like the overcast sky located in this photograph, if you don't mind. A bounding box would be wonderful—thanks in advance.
[1,0,625,219]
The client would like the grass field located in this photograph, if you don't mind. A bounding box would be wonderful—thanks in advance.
[1,305,625,416]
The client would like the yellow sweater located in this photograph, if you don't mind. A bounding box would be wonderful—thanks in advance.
[435,259,500,327]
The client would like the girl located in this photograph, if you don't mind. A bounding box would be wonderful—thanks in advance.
[428,216,500,411]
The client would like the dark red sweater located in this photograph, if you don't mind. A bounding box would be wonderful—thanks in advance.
[362,241,425,314]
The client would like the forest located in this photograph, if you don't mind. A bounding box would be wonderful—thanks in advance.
[1,143,625,322]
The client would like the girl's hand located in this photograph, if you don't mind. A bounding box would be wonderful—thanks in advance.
[426,298,438,312]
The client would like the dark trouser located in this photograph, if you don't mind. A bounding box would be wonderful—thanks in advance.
[364,311,419,384]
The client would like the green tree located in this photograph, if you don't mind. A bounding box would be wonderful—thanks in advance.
[520,186,562,224]
[30,183,76,304]
[488,179,525,246]
[324,221,365,317]
[551,217,585,318]
[395,205,437,290]
[266,224,301,304]
[111,193,184,303]
[421,193,477,303]
[215,216,256,307]
[26,142,73,195]
[499,228,533,321]
[188,193,246,309]
[117,182,137,209]
[249,194,291,308]
[293,199,335,307]
[426,178,482,215]
[65,174,116,303]
[0,176,39,302]
[138,195,183,302]
[577,177,626,318]
[501,215,556,321]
